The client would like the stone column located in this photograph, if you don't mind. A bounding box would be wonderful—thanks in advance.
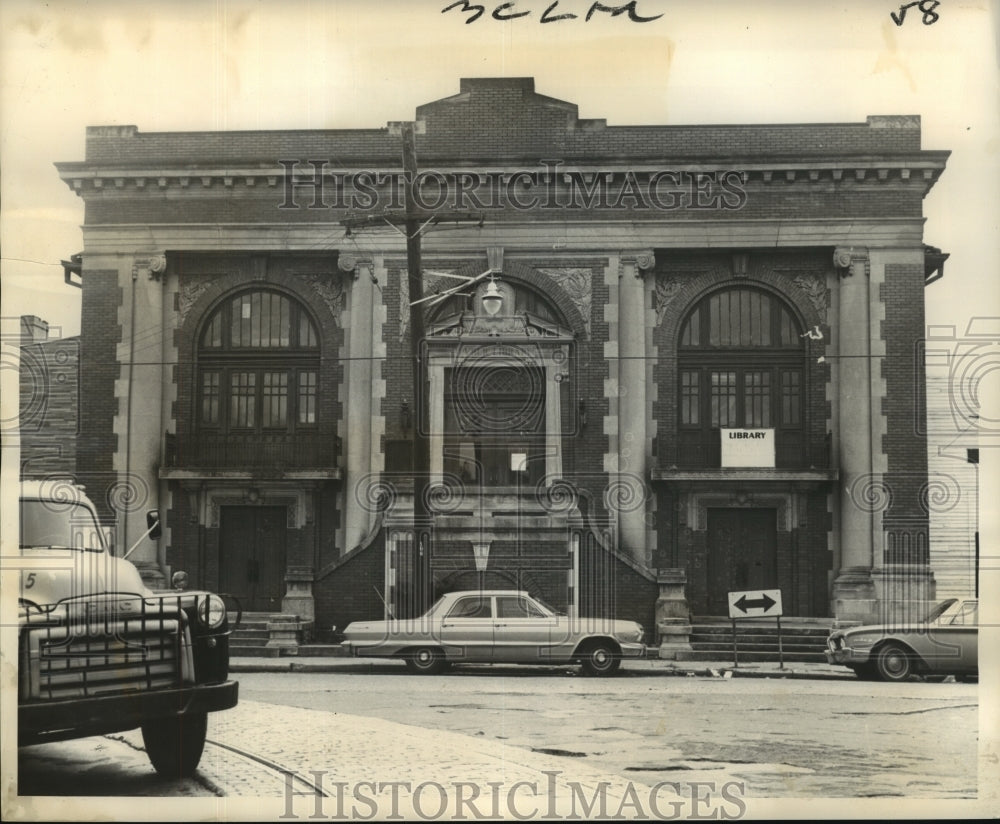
[428,360,445,484]
[831,247,876,622]
[618,251,655,565]
[341,254,375,553]
[544,355,565,482]
[117,253,167,586]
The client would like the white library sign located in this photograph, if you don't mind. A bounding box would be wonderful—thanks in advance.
[720,428,775,468]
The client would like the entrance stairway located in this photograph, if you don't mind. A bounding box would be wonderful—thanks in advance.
[230,614,834,662]
[229,612,341,657]
[677,616,833,663]
[228,612,273,657]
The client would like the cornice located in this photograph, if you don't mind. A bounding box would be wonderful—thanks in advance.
[76,217,930,254]
[55,154,949,200]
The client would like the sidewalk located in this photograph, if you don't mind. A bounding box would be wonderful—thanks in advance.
[230,653,855,680]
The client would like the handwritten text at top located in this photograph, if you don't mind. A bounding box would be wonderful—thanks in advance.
[442,1,664,24]
[891,1,940,25]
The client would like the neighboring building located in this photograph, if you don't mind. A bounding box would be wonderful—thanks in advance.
[18,315,79,479]
[924,319,983,600]
[55,78,950,649]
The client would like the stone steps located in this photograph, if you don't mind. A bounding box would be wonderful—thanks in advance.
[681,617,832,663]
[228,611,312,657]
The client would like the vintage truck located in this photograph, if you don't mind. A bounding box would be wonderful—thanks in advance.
[17,479,239,778]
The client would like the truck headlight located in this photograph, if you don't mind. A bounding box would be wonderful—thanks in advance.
[198,594,227,629]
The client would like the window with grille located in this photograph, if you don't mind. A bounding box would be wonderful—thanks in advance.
[677,287,807,467]
[197,289,320,435]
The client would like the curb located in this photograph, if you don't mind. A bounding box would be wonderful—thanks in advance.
[229,658,855,680]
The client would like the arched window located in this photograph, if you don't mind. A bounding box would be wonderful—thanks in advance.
[429,279,561,325]
[197,289,319,434]
[677,288,806,468]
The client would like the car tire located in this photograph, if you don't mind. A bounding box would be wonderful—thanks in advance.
[874,642,915,682]
[579,642,621,677]
[405,647,446,675]
[852,663,880,681]
[141,712,208,778]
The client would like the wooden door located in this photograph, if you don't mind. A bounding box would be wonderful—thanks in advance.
[219,506,287,612]
[706,508,777,614]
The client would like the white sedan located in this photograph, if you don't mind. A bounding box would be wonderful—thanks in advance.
[825,598,978,682]
[342,590,646,676]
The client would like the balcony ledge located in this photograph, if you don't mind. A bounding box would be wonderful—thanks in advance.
[651,467,838,483]
[159,467,341,481]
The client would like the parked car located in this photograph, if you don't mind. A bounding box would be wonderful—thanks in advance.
[342,590,646,676]
[825,598,978,682]
[18,479,239,777]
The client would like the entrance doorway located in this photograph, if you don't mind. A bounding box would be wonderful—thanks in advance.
[706,508,777,614]
[219,506,287,612]
[443,366,545,487]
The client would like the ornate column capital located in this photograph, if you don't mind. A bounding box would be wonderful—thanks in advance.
[133,253,167,281]
[620,250,656,277]
[833,246,869,276]
[337,252,374,279]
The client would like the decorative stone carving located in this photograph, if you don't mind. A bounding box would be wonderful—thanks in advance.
[536,267,592,339]
[687,491,794,533]
[653,274,685,327]
[833,246,868,276]
[178,279,214,325]
[133,253,167,282]
[621,250,655,274]
[338,253,360,276]
[399,267,409,324]
[399,268,455,340]
[427,314,565,339]
[299,274,345,326]
[833,248,854,270]
[792,273,828,317]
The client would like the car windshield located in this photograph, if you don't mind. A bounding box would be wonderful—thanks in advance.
[923,598,960,623]
[946,601,978,626]
[531,596,563,616]
[19,499,105,552]
[426,595,455,617]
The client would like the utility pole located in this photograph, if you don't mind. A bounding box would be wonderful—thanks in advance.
[341,122,485,616]
[401,122,431,617]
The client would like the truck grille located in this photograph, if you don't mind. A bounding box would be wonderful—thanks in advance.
[20,611,192,701]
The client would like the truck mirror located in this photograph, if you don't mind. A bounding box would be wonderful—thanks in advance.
[146,510,162,540]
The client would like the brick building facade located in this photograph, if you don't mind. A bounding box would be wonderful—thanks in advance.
[19,315,79,481]
[56,78,949,650]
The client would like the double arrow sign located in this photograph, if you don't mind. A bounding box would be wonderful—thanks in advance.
[727,589,783,618]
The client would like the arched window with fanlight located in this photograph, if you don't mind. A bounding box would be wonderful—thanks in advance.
[677,287,806,468]
[195,289,323,466]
